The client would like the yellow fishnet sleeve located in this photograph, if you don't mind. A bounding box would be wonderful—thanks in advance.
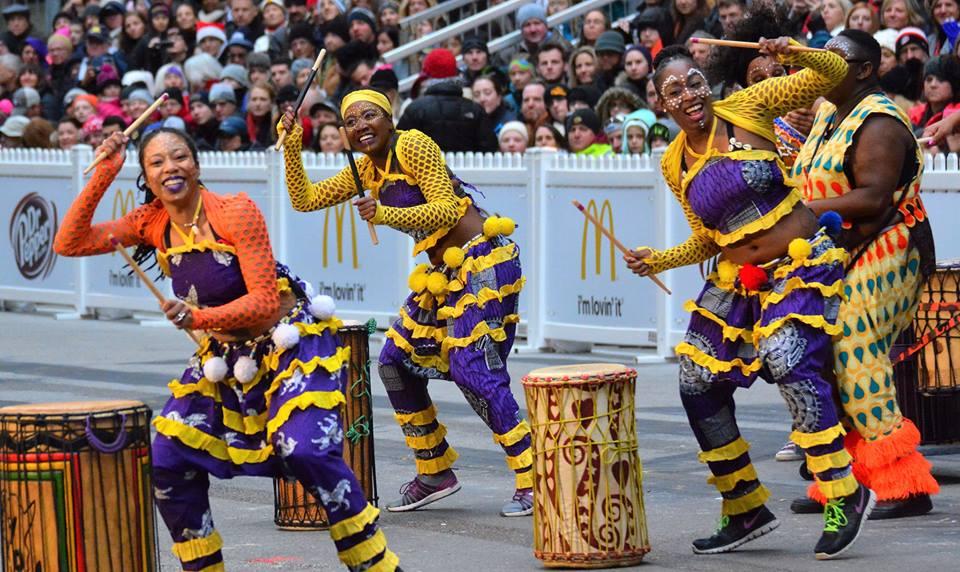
[371,130,461,232]
[281,121,358,212]
[642,151,720,273]
[718,43,847,140]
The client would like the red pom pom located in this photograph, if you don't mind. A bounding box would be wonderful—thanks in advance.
[739,264,768,291]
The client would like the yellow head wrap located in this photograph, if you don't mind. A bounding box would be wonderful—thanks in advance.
[340,89,393,119]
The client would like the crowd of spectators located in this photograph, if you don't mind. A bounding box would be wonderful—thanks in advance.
[0,0,957,155]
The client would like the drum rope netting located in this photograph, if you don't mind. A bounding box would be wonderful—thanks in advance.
[0,405,158,572]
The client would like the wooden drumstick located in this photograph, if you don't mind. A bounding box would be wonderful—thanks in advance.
[84,93,169,175]
[275,49,326,151]
[108,234,203,346]
[339,126,379,246]
[572,200,672,295]
[917,136,934,146]
[689,37,825,53]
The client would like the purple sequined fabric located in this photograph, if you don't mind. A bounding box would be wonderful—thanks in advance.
[686,158,791,235]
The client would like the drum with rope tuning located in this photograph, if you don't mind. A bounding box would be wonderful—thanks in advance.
[0,400,157,572]
[521,364,650,568]
[894,261,960,444]
[272,319,379,529]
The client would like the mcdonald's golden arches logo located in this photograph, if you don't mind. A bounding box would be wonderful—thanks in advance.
[322,202,359,269]
[580,199,616,281]
[111,189,137,256]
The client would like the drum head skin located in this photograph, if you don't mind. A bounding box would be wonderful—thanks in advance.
[525,363,630,380]
[0,400,145,415]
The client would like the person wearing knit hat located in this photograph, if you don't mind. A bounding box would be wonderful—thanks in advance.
[0,115,29,146]
[462,35,493,84]
[12,86,40,117]
[874,28,899,76]
[498,120,528,153]
[410,47,458,98]
[565,107,610,154]
[594,30,627,92]
[197,22,228,58]
[896,27,930,64]
[544,83,570,124]
[220,63,251,90]
[379,1,401,27]
[348,7,378,44]
[209,81,239,121]
[280,88,535,518]
[287,21,318,60]
[620,107,657,154]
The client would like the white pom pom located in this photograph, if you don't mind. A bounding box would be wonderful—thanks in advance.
[308,294,336,320]
[233,355,258,384]
[272,323,301,349]
[202,356,228,382]
[304,281,315,298]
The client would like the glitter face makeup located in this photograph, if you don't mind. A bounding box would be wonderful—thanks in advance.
[658,66,712,128]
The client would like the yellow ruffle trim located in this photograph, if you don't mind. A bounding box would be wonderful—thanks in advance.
[506,449,533,470]
[493,420,531,447]
[683,300,754,343]
[710,192,803,247]
[168,377,219,401]
[411,196,472,256]
[441,315,520,355]
[722,484,771,516]
[698,437,750,463]
[368,550,401,572]
[455,243,518,283]
[260,319,344,372]
[439,278,526,320]
[790,424,846,449]
[806,449,853,474]
[172,530,223,562]
[816,473,859,499]
[676,342,762,377]
[265,390,346,438]
[330,504,380,542]
[339,529,388,567]
[153,416,272,464]
[760,277,845,307]
[398,307,446,343]
[414,446,458,474]
[405,424,448,450]
[707,464,758,493]
[772,246,847,280]
[395,404,437,426]
[263,347,351,402]
[516,469,534,490]
[222,407,269,435]
[754,314,843,340]
[386,328,449,372]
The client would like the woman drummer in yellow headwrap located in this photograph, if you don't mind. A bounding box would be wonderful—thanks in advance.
[279,89,533,517]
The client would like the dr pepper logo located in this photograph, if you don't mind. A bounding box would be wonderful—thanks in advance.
[9,192,58,280]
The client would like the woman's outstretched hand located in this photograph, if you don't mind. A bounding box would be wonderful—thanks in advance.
[757,36,794,57]
[95,131,129,168]
[624,248,653,277]
[279,109,296,136]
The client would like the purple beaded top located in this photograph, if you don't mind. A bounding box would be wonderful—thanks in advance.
[686,158,791,236]
[168,248,248,308]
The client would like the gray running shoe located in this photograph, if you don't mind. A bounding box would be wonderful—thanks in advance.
[386,471,461,512]
[500,488,534,517]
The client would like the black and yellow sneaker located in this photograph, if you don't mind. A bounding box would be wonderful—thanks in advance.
[814,484,877,560]
[691,506,780,554]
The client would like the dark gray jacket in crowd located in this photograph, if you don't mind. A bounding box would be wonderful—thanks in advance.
[397,80,498,153]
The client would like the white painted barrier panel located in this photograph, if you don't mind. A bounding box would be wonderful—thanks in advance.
[540,154,663,346]
[0,149,77,306]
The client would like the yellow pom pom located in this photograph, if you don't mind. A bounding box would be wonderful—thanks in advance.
[497,217,516,236]
[408,273,428,292]
[426,272,449,295]
[442,246,465,268]
[717,260,738,284]
[788,238,812,261]
[483,216,500,238]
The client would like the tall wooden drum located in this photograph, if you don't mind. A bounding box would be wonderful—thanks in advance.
[522,364,650,568]
[0,400,157,572]
[273,319,379,529]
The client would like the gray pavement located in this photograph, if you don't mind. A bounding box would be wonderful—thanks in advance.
[1,308,958,571]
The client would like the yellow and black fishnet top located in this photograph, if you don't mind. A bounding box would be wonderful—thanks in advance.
[283,123,468,256]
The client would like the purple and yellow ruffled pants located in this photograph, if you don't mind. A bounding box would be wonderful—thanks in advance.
[152,304,398,571]
[677,230,859,515]
[379,233,533,490]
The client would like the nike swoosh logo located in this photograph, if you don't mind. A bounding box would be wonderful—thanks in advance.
[855,488,867,515]
[743,511,763,529]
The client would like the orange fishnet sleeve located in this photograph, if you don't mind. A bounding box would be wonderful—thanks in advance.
[191,193,280,331]
[54,152,162,256]
[282,121,358,212]
[370,130,460,232]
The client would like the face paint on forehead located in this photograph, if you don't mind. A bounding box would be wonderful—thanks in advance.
[825,38,855,59]
[687,68,708,83]
[344,101,385,121]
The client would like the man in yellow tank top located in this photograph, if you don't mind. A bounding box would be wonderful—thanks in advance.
[791,29,939,519]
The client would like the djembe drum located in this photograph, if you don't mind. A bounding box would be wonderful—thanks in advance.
[273,319,379,529]
[522,364,650,569]
[0,400,157,572]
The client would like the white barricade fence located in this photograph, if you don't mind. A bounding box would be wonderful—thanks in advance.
[1,148,958,360]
